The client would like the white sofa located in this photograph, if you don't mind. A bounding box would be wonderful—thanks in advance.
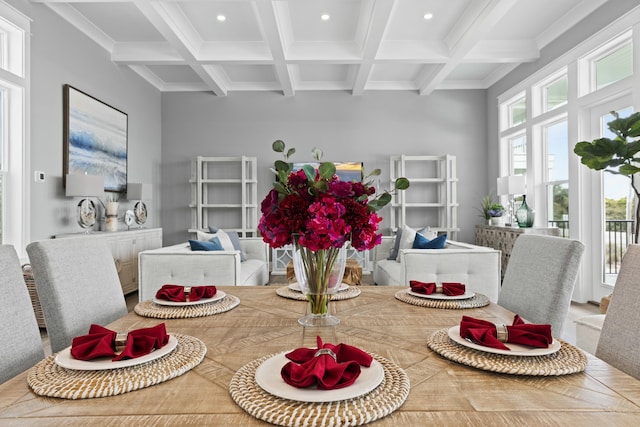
[138,237,269,301]
[372,236,502,302]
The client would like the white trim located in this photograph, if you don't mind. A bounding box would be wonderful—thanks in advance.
[0,1,30,258]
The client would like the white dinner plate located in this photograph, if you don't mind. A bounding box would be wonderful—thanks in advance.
[288,283,349,293]
[408,290,475,300]
[447,326,561,357]
[153,290,226,306]
[55,335,178,371]
[254,351,384,402]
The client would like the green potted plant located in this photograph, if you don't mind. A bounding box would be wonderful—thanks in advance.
[574,111,640,243]
[479,195,494,223]
[488,203,505,225]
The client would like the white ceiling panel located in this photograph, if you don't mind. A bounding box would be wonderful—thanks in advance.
[38,0,603,96]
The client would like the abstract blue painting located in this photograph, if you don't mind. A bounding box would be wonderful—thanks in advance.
[64,85,128,193]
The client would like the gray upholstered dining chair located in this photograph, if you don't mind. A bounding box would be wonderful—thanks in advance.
[0,245,45,383]
[497,234,585,337]
[27,237,128,353]
[595,244,640,379]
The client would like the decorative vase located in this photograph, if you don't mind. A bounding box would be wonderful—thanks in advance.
[516,195,535,228]
[105,202,119,232]
[292,238,347,328]
[490,216,502,226]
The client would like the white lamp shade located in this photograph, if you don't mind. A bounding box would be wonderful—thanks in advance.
[127,183,152,200]
[66,174,104,197]
[497,175,526,196]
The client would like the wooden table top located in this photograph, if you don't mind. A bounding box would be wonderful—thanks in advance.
[1,286,639,426]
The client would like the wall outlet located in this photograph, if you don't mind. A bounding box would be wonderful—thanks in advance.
[34,171,45,182]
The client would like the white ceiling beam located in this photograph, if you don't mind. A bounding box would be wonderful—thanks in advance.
[134,0,227,95]
[377,40,449,62]
[254,0,294,96]
[418,0,518,96]
[198,42,272,62]
[111,42,183,64]
[464,40,540,63]
[128,65,166,90]
[352,0,396,96]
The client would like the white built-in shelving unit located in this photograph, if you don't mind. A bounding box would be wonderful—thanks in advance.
[389,154,458,240]
[189,156,258,237]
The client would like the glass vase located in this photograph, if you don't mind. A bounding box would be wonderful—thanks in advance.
[516,195,535,228]
[292,238,347,328]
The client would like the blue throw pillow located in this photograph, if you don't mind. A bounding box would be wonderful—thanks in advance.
[189,238,223,251]
[207,226,246,262]
[412,233,447,249]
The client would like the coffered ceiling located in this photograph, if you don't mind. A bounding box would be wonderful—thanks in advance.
[35,0,607,96]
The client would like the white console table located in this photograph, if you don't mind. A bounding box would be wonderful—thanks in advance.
[52,228,163,295]
[475,224,561,280]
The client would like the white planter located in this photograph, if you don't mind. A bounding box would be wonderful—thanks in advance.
[490,217,502,226]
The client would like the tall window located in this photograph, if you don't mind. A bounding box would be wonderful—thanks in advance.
[542,119,569,235]
[0,5,29,252]
[498,16,639,304]
[508,133,526,176]
[600,107,634,282]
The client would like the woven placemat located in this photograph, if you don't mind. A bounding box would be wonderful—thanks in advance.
[134,295,240,319]
[427,328,587,376]
[276,286,361,301]
[229,353,409,426]
[27,333,206,399]
[395,289,490,309]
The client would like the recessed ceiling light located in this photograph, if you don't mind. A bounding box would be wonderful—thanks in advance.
[423,13,433,20]
[321,14,330,21]
[217,15,226,22]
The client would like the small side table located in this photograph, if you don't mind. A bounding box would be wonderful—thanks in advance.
[286,259,363,286]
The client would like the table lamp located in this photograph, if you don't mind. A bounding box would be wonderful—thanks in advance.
[66,173,104,232]
[497,175,525,227]
[127,183,151,227]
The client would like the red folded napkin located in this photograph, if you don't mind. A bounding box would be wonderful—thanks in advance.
[410,280,466,296]
[155,284,217,302]
[70,323,170,361]
[459,315,552,351]
[281,336,373,390]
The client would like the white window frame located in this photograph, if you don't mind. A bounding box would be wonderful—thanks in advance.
[532,68,568,116]
[538,114,569,228]
[578,29,633,97]
[497,8,640,303]
[0,2,30,258]
[500,91,526,132]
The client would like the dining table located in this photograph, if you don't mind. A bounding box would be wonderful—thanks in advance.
[1,285,640,426]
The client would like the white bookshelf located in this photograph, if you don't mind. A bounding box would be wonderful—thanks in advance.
[389,154,458,240]
[189,156,258,237]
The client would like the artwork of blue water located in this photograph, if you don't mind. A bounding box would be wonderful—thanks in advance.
[67,87,127,192]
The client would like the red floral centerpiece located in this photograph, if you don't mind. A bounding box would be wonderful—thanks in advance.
[259,140,409,326]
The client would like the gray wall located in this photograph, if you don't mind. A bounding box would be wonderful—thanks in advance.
[161,90,488,246]
[26,3,162,242]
